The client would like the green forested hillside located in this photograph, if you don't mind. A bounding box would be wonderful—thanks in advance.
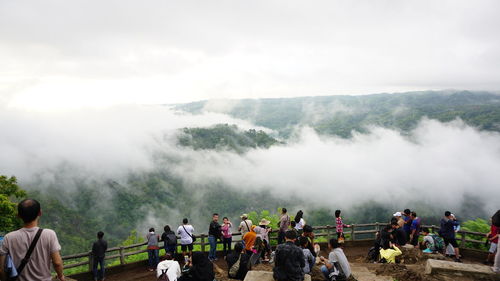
[176,90,500,137]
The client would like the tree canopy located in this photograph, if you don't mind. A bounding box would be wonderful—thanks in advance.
[0,175,26,232]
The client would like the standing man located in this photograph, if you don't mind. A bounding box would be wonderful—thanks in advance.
[92,231,108,281]
[278,208,291,245]
[273,230,305,281]
[0,199,66,281]
[177,218,195,258]
[238,214,253,236]
[409,212,421,247]
[439,211,461,262]
[403,209,412,240]
[208,213,221,261]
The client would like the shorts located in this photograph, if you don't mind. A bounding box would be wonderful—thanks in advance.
[443,237,458,248]
[181,243,193,251]
[489,242,497,253]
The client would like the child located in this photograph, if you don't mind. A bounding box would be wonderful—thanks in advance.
[299,236,315,274]
[335,210,351,243]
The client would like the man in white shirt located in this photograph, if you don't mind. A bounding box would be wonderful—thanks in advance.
[238,214,253,236]
[177,218,195,257]
[156,253,181,281]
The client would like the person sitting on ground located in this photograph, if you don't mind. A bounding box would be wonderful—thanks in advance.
[92,231,108,281]
[421,227,443,254]
[409,212,421,247]
[273,230,305,281]
[242,225,257,255]
[178,252,215,281]
[177,218,195,258]
[294,210,305,233]
[157,253,181,281]
[320,238,351,280]
[0,199,66,281]
[226,242,250,280]
[484,216,498,266]
[391,220,407,247]
[299,225,317,257]
[379,240,402,264]
[299,236,315,274]
[161,225,177,256]
[335,210,351,243]
[439,211,461,262]
[238,214,253,236]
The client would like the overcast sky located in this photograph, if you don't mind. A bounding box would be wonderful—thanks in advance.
[1,0,499,110]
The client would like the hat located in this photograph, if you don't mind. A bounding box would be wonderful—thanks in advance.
[240,214,248,219]
[393,212,402,217]
[259,219,271,226]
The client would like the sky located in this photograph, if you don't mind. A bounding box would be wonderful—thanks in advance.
[1,0,500,110]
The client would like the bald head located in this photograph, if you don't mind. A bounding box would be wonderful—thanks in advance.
[18,199,41,223]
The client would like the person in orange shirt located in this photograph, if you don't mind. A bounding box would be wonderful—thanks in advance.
[243,226,257,255]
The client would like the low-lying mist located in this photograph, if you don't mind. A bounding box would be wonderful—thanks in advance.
[1,104,499,248]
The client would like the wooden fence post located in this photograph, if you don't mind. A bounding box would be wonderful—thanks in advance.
[460,231,466,248]
[88,252,93,273]
[119,246,125,265]
[326,225,331,240]
[200,235,206,253]
[350,224,355,241]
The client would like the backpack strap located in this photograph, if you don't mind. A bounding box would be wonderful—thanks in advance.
[182,225,194,240]
[17,228,44,275]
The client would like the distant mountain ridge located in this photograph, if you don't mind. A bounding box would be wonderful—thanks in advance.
[176,90,500,137]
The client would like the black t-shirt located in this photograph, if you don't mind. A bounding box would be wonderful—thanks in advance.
[392,228,407,246]
[92,239,108,258]
[209,221,222,237]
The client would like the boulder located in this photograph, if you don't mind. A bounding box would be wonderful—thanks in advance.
[425,259,500,279]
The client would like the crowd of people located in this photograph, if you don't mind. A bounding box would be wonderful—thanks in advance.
[0,199,499,281]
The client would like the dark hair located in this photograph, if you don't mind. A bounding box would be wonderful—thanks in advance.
[404,209,411,215]
[390,217,398,225]
[411,211,417,217]
[234,242,244,253]
[335,210,341,218]
[294,210,303,223]
[149,227,155,232]
[165,253,173,260]
[382,239,390,250]
[18,199,41,223]
[329,238,339,249]
[384,224,393,231]
[223,217,228,220]
[213,213,218,217]
[291,221,296,228]
[97,231,104,239]
[421,227,430,233]
[285,229,297,240]
[282,208,287,213]
[303,224,313,233]
[299,236,309,247]
[164,225,171,232]
[444,211,451,217]
[183,218,188,224]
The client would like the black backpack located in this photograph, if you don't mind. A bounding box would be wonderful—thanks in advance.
[492,210,500,227]
[158,269,170,281]
[166,233,177,246]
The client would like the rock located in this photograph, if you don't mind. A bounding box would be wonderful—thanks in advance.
[243,271,311,281]
[425,259,500,279]
[399,246,423,264]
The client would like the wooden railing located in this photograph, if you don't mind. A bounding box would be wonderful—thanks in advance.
[62,223,488,272]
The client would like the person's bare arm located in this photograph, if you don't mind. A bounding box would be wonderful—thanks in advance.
[0,255,6,281]
[51,251,65,281]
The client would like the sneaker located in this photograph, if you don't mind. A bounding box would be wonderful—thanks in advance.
[454,258,462,263]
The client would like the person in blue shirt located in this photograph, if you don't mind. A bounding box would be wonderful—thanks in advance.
[409,212,421,246]
[403,209,412,240]
[439,211,461,262]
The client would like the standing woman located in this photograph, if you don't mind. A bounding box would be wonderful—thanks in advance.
[335,210,351,243]
[294,210,305,234]
[221,217,233,257]
[147,227,160,271]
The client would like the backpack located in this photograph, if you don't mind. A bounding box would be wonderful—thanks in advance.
[157,269,170,281]
[492,210,500,227]
[326,262,347,281]
[367,247,378,262]
[166,233,177,246]
[430,234,444,252]
[228,254,242,278]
